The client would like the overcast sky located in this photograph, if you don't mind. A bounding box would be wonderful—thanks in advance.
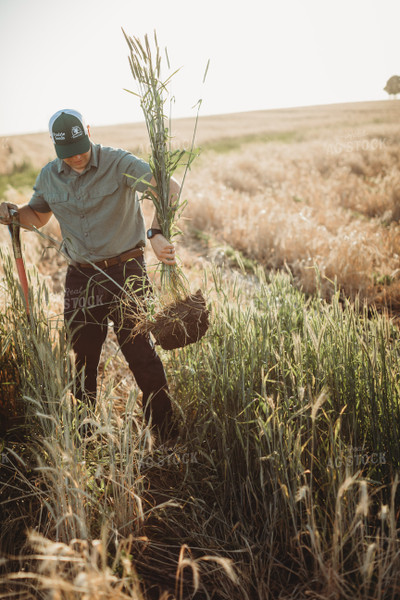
[0,0,398,136]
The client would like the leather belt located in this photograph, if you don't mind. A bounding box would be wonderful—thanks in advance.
[72,247,144,270]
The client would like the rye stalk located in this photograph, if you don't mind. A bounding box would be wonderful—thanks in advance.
[122,29,201,299]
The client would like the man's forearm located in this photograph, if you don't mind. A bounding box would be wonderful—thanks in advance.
[151,214,161,229]
[0,201,53,229]
[17,205,53,229]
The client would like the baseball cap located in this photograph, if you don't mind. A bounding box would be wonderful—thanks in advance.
[49,109,90,159]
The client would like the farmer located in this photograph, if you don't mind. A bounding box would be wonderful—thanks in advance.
[0,109,180,441]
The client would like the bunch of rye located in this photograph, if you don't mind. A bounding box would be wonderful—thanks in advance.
[123,30,209,350]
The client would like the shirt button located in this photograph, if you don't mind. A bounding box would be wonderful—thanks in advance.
[84,232,89,237]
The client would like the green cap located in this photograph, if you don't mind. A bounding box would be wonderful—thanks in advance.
[49,109,90,159]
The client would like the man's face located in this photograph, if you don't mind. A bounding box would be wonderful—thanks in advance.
[63,148,92,173]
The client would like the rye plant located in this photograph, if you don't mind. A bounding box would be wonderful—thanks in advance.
[0,252,235,597]
[163,265,400,597]
[122,29,203,300]
[2,251,400,597]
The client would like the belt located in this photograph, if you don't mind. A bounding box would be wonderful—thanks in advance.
[72,247,144,270]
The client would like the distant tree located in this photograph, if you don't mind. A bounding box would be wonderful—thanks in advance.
[384,75,400,98]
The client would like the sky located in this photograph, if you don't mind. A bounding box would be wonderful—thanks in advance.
[0,0,399,137]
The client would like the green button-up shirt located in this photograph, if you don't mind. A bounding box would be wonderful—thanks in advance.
[29,143,152,263]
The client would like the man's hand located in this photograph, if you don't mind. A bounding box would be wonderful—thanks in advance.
[150,234,176,265]
[0,202,19,225]
[0,203,52,229]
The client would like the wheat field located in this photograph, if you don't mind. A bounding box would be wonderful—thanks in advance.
[1,100,400,599]
[3,100,399,306]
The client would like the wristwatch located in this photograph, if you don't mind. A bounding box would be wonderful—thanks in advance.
[147,228,162,239]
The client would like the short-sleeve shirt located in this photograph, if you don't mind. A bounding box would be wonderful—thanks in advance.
[29,143,153,263]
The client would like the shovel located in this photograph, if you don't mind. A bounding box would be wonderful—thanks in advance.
[7,208,30,316]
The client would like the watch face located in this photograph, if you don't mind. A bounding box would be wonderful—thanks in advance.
[147,228,161,239]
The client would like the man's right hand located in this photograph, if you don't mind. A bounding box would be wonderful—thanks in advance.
[0,202,19,225]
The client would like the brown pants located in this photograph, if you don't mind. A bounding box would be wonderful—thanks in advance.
[64,255,172,430]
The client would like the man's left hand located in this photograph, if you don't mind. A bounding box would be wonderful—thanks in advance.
[150,234,176,265]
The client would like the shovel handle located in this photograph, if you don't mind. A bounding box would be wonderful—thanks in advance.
[7,208,30,315]
[7,208,22,258]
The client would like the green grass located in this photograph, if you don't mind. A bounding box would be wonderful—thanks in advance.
[164,266,400,596]
[0,161,39,200]
[191,228,259,272]
[1,254,400,598]
[169,267,400,475]
[200,130,300,154]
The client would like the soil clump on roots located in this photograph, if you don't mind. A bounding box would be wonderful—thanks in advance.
[150,289,210,350]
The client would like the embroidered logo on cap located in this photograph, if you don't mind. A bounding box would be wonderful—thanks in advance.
[54,132,66,140]
[71,126,83,139]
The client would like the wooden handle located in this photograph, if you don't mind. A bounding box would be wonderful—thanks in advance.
[8,209,29,314]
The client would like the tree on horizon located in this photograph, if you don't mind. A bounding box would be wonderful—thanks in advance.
[384,75,400,98]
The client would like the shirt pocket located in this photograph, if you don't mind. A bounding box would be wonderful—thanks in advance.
[87,180,119,199]
[46,192,69,205]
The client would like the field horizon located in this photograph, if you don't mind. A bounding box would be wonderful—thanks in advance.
[0,99,397,173]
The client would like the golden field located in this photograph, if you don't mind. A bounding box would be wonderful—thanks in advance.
[183,101,400,308]
[1,100,400,599]
[1,99,400,310]
[1,98,400,426]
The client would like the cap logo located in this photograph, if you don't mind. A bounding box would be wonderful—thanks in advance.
[48,109,90,158]
[71,125,83,139]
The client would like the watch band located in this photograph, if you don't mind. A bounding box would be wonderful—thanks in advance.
[147,228,162,239]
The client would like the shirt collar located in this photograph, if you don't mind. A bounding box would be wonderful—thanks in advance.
[57,142,98,174]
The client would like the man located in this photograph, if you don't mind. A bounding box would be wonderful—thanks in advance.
[0,109,180,440]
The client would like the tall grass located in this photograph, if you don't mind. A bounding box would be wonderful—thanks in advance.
[1,249,400,598]
[170,266,400,464]
[183,131,400,307]
[2,102,400,597]
[164,266,400,598]
[0,254,236,598]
